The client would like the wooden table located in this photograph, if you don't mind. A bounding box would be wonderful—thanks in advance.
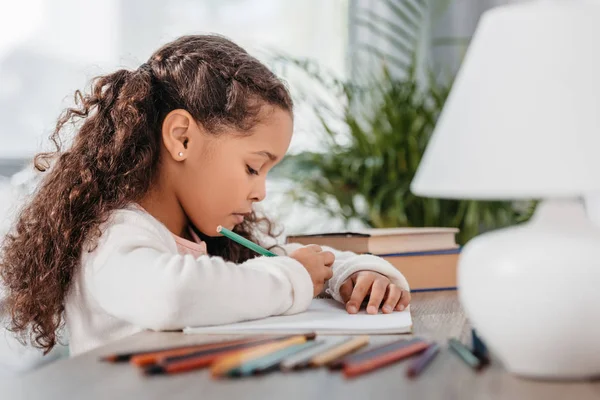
[3,292,599,399]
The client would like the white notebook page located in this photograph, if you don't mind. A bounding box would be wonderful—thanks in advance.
[184,299,412,335]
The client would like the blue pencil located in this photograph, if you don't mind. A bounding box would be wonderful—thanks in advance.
[471,329,490,364]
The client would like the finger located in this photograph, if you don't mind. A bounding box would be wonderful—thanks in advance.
[366,278,388,315]
[381,284,401,314]
[395,290,412,311]
[320,251,335,267]
[323,265,334,281]
[338,279,354,303]
[305,244,323,253]
[346,277,373,314]
[313,283,324,298]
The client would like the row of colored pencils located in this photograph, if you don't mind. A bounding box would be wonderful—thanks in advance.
[100,333,446,379]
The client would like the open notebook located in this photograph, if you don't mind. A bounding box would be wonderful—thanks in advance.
[184,299,412,335]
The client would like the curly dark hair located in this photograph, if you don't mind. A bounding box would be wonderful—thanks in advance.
[0,35,293,354]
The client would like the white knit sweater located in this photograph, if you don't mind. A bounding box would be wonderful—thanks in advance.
[65,206,409,356]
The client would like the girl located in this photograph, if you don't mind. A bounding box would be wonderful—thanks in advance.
[0,35,410,356]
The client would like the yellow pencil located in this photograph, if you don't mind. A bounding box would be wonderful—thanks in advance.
[211,336,308,377]
[310,335,370,367]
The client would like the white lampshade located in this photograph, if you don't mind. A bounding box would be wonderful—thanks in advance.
[411,0,600,200]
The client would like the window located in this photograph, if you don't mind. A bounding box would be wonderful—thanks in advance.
[0,0,348,166]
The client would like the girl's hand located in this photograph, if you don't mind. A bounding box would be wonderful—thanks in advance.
[339,271,411,315]
[289,245,335,297]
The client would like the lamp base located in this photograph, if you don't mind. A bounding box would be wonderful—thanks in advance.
[459,198,600,379]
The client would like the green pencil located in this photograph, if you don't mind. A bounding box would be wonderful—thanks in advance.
[448,338,482,370]
[216,225,277,257]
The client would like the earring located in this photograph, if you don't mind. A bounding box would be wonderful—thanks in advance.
[178,152,183,157]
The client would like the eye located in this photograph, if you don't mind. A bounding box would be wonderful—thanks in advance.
[246,165,259,176]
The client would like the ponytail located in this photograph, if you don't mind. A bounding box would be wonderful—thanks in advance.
[0,67,159,353]
[0,34,293,353]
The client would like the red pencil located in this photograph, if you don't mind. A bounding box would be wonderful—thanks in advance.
[143,333,316,376]
[330,338,423,370]
[343,340,429,378]
[144,347,253,375]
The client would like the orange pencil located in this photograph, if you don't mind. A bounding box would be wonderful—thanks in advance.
[131,336,272,367]
[143,334,315,376]
[343,340,429,378]
[210,336,308,377]
[144,346,262,375]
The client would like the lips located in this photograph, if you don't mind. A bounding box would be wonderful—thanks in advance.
[232,212,250,224]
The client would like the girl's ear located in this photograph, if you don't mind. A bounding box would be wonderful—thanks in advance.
[161,109,204,161]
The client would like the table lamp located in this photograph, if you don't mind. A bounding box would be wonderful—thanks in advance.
[410,0,600,379]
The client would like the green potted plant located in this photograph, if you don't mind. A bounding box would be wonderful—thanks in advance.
[271,0,533,244]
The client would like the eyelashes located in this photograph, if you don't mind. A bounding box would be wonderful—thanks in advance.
[246,165,259,176]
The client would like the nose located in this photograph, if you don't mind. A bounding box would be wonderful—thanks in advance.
[249,178,266,203]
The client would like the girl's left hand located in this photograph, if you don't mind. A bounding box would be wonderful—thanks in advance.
[339,271,411,315]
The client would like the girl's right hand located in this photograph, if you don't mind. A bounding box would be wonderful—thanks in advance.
[289,245,335,297]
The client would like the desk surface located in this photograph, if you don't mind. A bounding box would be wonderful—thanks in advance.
[4,291,599,400]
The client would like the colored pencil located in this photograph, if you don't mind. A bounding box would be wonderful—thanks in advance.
[211,336,308,377]
[100,336,256,363]
[143,334,315,376]
[130,337,270,367]
[448,338,482,370]
[310,335,370,367]
[471,329,490,365]
[343,340,429,379]
[406,342,440,377]
[227,342,318,377]
[329,337,424,370]
[217,225,277,257]
[280,338,349,371]
[140,336,294,369]
[161,333,313,364]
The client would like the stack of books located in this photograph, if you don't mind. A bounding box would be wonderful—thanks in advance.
[286,227,460,292]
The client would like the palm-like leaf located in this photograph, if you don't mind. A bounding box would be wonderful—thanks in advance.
[272,0,534,244]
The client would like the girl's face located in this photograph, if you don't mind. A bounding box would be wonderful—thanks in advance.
[167,106,293,237]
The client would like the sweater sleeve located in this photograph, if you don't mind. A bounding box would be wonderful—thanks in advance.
[277,242,410,303]
[85,220,314,331]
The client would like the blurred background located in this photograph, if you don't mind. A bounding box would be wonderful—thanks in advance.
[0,0,529,245]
